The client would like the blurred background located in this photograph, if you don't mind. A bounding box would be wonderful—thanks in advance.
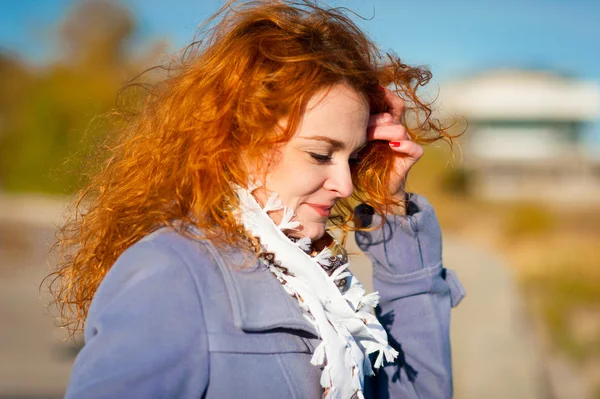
[0,0,599,398]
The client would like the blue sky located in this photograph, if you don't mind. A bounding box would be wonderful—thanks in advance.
[2,0,599,81]
[1,0,600,143]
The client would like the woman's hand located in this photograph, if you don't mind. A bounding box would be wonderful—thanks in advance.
[368,86,424,202]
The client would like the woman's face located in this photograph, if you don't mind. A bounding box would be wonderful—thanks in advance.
[255,83,370,241]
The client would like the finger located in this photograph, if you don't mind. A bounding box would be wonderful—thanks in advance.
[381,86,405,123]
[367,123,408,142]
[388,140,424,161]
[368,112,394,128]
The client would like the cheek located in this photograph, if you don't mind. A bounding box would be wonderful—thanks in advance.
[289,164,329,195]
[268,155,327,199]
[300,173,326,197]
[271,169,325,203]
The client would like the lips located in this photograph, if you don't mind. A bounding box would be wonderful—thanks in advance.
[306,203,334,217]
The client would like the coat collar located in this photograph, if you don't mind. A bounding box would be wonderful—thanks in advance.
[208,242,318,337]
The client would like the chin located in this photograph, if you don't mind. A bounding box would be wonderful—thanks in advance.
[297,221,327,241]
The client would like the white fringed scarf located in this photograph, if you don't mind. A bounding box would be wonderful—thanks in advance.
[234,183,398,399]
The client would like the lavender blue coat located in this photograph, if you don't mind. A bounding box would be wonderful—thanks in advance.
[65,194,465,398]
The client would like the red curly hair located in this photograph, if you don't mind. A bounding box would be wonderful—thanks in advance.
[48,0,454,334]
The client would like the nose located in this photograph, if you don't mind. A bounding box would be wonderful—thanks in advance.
[323,162,354,199]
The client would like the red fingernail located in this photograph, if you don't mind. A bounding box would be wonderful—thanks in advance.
[378,84,386,92]
[389,141,401,147]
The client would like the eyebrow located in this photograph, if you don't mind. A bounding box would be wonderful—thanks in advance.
[300,135,367,152]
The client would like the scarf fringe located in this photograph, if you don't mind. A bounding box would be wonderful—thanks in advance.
[234,184,398,398]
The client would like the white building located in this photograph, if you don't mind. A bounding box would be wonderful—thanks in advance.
[439,69,600,204]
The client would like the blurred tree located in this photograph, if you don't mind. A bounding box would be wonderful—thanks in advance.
[0,0,160,194]
[0,54,33,189]
[60,0,133,69]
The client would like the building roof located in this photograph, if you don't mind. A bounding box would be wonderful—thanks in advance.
[439,69,600,121]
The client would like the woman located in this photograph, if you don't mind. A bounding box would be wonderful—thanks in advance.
[50,1,465,398]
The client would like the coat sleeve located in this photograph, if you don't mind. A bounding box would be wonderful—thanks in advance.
[355,194,465,399]
[65,239,210,399]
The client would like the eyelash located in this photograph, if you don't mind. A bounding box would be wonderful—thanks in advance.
[309,152,360,166]
[309,152,333,164]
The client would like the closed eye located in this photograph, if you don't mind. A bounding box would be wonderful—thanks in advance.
[309,152,332,164]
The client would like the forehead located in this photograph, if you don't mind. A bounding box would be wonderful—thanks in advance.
[294,84,369,146]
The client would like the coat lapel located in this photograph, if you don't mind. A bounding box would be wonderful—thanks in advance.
[209,242,318,337]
